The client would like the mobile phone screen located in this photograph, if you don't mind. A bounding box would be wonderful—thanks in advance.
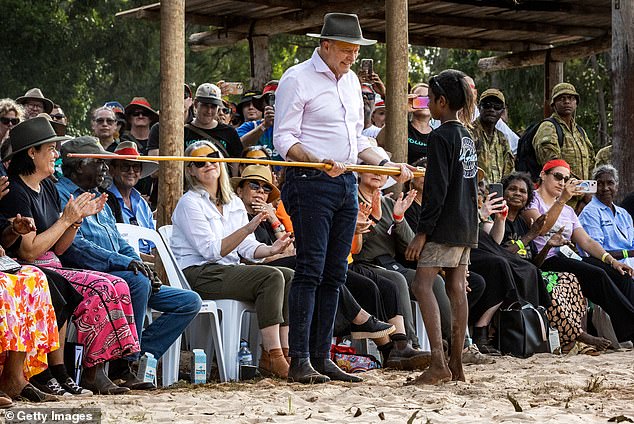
[412,96,430,109]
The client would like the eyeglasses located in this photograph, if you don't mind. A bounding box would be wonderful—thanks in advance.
[246,181,272,194]
[189,151,220,168]
[480,101,504,111]
[119,162,142,173]
[549,172,571,183]
[50,113,65,120]
[0,117,19,126]
[94,118,116,125]
[25,102,44,110]
[219,107,231,115]
[131,110,149,117]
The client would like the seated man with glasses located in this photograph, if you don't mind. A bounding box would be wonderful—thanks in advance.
[107,141,159,260]
[469,88,515,183]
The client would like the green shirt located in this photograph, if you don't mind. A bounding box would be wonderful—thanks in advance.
[470,119,515,183]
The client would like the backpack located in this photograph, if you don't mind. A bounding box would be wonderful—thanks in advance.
[515,117,586,181]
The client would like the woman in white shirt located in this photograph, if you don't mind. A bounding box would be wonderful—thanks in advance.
[171,141,293,379]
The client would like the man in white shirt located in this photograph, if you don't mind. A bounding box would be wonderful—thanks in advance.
[274,12,413,384]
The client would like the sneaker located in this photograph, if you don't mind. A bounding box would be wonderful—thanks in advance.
[350,316,396,340]
[462,344,496,365]
[61,377,93,396]
[34,378,72,397]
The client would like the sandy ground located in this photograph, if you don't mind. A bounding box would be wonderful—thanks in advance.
[2,350,633,424]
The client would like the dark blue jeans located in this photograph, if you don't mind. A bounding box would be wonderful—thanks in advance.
[282,168,358,358]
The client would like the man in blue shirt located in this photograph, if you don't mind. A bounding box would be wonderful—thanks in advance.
[237,81,281,160]
[57,136,201,387]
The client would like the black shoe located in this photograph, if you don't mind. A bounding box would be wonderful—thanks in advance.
[32,378,71,397]
[287,358,330,384]
[385,341,431,371]
[311,358,363,383]
[350,316,396,340]
[475,342,502,356]
[16,383,59,403]
[61,377,93,396]
[473,326,502,356]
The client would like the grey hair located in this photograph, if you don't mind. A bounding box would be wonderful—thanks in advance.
[592,164,619,184]
[184,140,234,205]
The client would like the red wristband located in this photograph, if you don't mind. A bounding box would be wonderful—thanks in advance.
[271,220,281,230]
[393,213,404,222]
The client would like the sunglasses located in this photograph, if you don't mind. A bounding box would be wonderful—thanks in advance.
[480,101,505,111]
[220,107,231,115]
[246,181,272,194]
[189,151,221,168]
[549,172,571,183]
[119,163,142,173]
[0,117,19,126]
[50,113,65,120]
[94,118,116,125]
[131,110,150,117]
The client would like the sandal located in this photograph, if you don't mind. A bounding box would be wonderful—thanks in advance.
[16,383,59,403]
[565,341,601,357]
[0,390,14,409]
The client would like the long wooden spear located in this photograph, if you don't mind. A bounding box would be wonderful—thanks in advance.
[66,154,425,177]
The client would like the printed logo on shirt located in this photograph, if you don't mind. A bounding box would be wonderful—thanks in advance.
[459,136,478,179]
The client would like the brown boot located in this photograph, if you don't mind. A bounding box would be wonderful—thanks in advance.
[259,347,289,379]
[281,348,291,365]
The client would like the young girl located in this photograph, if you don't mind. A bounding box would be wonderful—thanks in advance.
[405,69,478,385]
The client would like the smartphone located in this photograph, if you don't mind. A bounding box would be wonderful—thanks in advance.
[412,96,430,109]
[222,82,244,95]
[488,183,504,204]
[577,180,597,194]
[360,58,373,78]
[266,93,276,108]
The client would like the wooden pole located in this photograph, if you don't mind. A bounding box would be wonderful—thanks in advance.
[158,0,185,227]
[249,35,271,90]
[612,0,634,200]
[384,0,409,194]
[543,52,563,118]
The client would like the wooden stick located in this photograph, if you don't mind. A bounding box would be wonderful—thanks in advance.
[67,154,425,177]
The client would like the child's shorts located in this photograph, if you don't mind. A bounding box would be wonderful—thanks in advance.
[417,241,470,268]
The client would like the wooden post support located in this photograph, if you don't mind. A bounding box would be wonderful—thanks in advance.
[612,0,634,200]
[543,51,563,118]
[157,0,185,228]
[249,35,271,90]
[384,0,409,193]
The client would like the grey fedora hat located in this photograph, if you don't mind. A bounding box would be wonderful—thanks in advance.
[307,13,376,46]
[7,116,68,160]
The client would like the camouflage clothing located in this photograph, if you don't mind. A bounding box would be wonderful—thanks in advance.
[594,144,612,168]
[532,113,594,179]
[470,119,515,183]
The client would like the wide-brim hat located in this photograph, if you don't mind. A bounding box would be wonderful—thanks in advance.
[230,165,280,202]
[550,83,580,105]
[7,116,69,160]
[237,91,261,115]
[111,141,159,179]
[252,81,278,112]
[16,88,54,114]
[306,13,376,46]
[125,97,159,121]
[36,113,68,138]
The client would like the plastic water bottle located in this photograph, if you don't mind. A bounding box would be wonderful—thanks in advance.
[237,341,253,380]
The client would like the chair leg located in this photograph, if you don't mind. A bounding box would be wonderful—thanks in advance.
[162,335,181,387]
[412,301,431,352]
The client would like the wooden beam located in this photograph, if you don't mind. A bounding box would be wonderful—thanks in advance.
[406,33,550,52]
[157,0,185,228]
[612,0,634,200]
[424,0,607,16]
[249,35,271,90]
[384,0,409,186]
[407,12,607,38]
[477,36,611,72]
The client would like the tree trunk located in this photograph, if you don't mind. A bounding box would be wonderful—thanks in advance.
[543,53,562,118]
[249,35,271,91]
[612,0,634,200]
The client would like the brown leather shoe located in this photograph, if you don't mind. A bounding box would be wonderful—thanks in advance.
[281,348,291,365]
[258,347,290,379]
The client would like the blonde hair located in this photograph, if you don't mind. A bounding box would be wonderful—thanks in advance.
[184,140,234,205]
[0,98,25,120]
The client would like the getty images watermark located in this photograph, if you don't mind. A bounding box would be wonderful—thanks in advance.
[3,407,101,424]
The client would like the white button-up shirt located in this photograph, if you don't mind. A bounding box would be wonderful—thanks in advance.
[171,188,264,269]
[273,48,375,164]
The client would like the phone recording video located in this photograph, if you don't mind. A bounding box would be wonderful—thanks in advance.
[360,58,373,78]
[412,96,430,109]
[488,183,504,204]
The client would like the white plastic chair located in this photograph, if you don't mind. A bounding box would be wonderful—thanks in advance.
[411,301,431,352]
[117,223,227,384]
[159,225,257,381]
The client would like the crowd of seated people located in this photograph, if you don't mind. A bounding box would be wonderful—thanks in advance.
[1,70,633,407]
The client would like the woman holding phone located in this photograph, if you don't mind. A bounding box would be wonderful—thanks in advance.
[407,83,432,164]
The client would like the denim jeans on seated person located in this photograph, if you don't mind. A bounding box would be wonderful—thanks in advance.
[282,168,358,359]
[111,270,202,360]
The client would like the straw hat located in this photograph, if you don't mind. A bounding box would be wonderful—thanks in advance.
[230,165,280,202]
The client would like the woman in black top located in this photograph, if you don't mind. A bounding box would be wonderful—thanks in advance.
[407,83,432,164]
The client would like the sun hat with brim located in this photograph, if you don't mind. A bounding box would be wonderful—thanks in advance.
[252,81,279,112]
[111,141,158,179]
[479,88,505,106]
[306,13,376,46]
[36,113,68,138]
[61,135,115,164]
[7,116,68,160]
[16,88,54,114]
[125,97,159,121]
[550,83,580,105]
[237,91,262,115]
[230,165,280,203]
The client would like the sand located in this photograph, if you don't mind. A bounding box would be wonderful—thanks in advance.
[3,350,633,423]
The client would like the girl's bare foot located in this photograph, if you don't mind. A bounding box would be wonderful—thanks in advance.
[577,332,612,351]
[405,363,452,385]
[448,357,465,382]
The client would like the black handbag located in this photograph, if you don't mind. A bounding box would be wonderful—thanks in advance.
[495,299,549,358]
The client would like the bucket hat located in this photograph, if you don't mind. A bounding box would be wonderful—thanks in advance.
[16,88,54,114]
[550,83,580,105]
[7,116,68,160]
[111,141,158,179]
[306,13,376,46]
[125,97,159,121]
[230,165,280,202]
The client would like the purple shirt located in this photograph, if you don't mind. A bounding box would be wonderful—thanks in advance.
[527,191,582,260]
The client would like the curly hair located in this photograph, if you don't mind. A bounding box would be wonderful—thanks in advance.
[501,171,535,209]
[0,98,25,121]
